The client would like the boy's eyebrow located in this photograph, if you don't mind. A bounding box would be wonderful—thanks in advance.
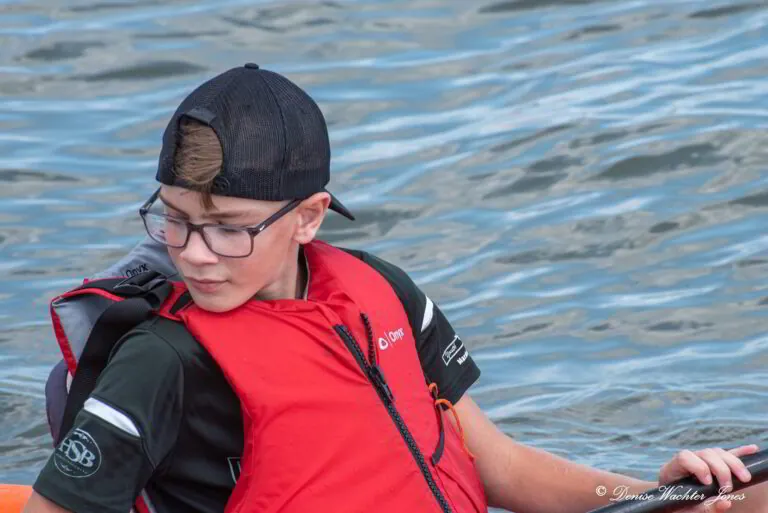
[158,192,252,220]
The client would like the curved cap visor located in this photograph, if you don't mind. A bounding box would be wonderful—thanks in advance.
[327,190,355,221]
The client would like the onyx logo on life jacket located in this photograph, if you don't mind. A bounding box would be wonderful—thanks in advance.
[377,327,405,350]
[54,428,102,478]
[442,335,467,366]
[125,263,149,277]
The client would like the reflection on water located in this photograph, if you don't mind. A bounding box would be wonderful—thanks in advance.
[1,0,767,489]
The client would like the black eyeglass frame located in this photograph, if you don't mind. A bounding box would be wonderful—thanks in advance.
[139,187,303,258]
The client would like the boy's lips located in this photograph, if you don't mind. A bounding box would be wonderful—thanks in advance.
[187,277,227,292]
[187,277,225,284]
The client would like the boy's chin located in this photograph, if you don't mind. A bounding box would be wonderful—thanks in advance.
[189,289,246,313]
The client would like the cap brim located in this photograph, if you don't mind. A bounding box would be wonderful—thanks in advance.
[326,190,355,221]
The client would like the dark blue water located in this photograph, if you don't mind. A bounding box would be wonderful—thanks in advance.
[1,0,767,497]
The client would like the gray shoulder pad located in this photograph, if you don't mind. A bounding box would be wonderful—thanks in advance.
[90,236,178,281]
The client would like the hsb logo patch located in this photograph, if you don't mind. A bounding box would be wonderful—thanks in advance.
[54,428,102,478]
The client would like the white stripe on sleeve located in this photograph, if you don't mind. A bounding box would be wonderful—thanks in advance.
[140,489,158,513]
[421,296,434,333]
[83,397,141,438]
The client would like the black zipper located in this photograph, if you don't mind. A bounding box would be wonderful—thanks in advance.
[335,324,453,513]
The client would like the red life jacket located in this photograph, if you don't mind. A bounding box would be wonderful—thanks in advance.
[50,240,487,513]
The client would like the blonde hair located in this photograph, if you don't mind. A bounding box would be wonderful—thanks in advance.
[173,118,224,210]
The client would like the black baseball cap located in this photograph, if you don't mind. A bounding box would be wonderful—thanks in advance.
[156,63,354,221]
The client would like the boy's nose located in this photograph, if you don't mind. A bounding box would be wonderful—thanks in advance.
[179,231,219,265]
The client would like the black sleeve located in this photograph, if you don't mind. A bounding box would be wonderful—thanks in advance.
[33,327,184,513]
[342,248,481,405]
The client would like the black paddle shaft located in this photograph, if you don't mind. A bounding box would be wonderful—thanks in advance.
[587,449,768,513]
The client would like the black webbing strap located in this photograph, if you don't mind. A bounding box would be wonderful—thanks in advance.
[56,272,173,445]
[170,290,193,314]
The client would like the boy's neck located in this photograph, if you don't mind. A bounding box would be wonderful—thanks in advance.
[252,246,305,302]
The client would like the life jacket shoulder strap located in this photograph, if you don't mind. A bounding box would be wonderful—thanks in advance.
[56,271,181,444]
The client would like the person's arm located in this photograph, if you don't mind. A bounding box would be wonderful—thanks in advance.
[454,395,651,513]
[454,394,768,513]
[28,326,184,513]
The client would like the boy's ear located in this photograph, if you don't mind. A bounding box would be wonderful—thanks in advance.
[294,192,331,244]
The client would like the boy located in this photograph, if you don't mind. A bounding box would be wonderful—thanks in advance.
[24,64,766,513]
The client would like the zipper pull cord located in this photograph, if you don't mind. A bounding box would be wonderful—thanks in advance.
[360,312,376,366]
[428,382,475,461]
[360,313,394,403]
[429,383,446,465]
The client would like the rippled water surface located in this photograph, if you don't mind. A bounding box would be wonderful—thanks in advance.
[1,0,767,494]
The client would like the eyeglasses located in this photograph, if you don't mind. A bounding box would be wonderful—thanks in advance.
[139,188,302,258]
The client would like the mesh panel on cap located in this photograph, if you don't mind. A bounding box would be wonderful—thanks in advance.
[256,70,331,199]
[210,69,285,200]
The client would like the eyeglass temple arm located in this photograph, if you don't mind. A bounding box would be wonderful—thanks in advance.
[139,188,162,214]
